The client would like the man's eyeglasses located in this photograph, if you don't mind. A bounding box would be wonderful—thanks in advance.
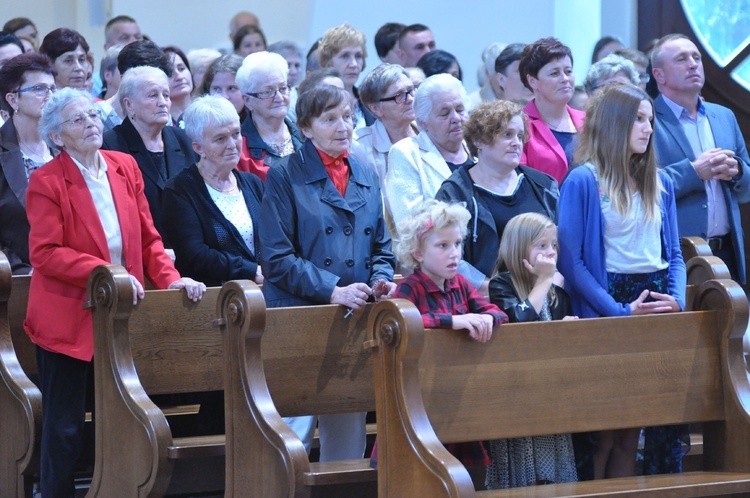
[379,87,415,104]
[16,84,57,97]
[61,109,103,127]
[245,85,290,99]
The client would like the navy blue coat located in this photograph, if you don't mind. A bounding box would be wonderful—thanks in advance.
[260,140,395,307]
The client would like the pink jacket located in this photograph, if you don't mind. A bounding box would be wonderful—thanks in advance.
[521,99,586,184]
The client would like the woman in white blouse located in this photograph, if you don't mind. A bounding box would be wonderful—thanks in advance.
[162,95,264,286]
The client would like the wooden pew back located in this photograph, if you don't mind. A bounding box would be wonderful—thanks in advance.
[368,278,750,497]
[0,254,38,498]
[87,264,225,497]
[220,280,377,497]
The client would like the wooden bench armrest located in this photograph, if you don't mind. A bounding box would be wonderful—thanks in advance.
[368,298,476,497]
[219,280,310,497]
[681,236,712,261]
[87,264,174,497]
[0,253,41,496]
[697,279,750,472]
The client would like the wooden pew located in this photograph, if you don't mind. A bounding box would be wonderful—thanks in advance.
[86,264,226,497]
[681,236,713,262]
[219,280,377,498]
[0,252,38,498]
[367,278,750,497]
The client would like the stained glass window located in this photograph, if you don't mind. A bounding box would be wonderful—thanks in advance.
[682,0,750,90]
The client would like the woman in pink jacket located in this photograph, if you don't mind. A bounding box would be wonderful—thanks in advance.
[519,37,585,184]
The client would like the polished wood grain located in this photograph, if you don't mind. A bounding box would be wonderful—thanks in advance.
[86,264,225,497]
[219,280,377,498]
[0,253,37,498]
[368,274,750,497]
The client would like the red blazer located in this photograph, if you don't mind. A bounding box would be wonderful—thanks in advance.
[24,150,180,361]
[521,99,586,184]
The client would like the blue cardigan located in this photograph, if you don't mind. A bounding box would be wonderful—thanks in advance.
[557,165,686,318]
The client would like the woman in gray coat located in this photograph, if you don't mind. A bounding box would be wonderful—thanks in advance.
[260,83,396,462]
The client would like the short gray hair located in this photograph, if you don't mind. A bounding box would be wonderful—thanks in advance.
[39,87,94,149]
[118,66,169,112]
[482,42,506,75]
[235,51,289,94]
[358,62,410,106]
[267,40,303,59]
[99,44,123,84]
[583,54,639,95]
[183,95,240,144]
[413,73,467,126]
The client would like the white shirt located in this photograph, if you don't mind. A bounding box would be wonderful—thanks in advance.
[71,152,124,266]
[206,185,255,254]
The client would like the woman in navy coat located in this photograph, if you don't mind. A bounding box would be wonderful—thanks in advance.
[260,84,396,462]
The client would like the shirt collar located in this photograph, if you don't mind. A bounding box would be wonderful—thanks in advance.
[316,146,349,168]
[661,93,706,120]
[412,268,461,293]
[70,150,108,180]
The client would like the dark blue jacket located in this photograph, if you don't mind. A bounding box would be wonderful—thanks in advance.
[260,140,395,307]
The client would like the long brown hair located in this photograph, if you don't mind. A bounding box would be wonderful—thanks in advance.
[574,83,661,222]
[496,212,558,305]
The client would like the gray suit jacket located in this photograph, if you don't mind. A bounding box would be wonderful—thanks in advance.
[653,94,750,282]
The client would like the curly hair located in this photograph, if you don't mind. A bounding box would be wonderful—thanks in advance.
[395,200,470,270]
[317,24,367,71]
[462,100,526,157]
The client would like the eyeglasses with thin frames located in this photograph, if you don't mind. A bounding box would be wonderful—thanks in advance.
[61,109,103,127]
[245,85,290,99]
[379,87,415,104]
[16,84,57,98]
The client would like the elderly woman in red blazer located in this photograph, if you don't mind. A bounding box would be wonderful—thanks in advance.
[519,37,585,184]
[26,87,205,497]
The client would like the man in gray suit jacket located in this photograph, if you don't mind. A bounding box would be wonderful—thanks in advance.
[651,33,750,283]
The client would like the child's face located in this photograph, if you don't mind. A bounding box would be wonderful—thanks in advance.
[413,224,463,288]
[527,226,558,267]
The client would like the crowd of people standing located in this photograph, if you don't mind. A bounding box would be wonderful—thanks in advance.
[1,10,749,497]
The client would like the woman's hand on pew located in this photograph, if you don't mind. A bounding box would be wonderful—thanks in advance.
[128,274,145,305]
[331,282,372,310]
[168,277,208,302]
[630,290,681,315]
[452,314,494,343]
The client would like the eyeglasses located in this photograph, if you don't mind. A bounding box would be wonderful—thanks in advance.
[639,74,651,84]
[16,84,57,97]
[245,85,290,99]
[61,109,103,127]
[379,87,415,104]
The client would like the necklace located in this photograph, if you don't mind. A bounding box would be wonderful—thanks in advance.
[267,136,294,156]
[542,116,574,133]
[206,181,238,193]
[18,136,48,161]
[199,164,238,193]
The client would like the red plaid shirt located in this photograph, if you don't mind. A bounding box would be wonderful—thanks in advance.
[394,269,508,329]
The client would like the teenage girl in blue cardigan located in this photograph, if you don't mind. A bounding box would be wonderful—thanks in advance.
[557,83,686,480]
